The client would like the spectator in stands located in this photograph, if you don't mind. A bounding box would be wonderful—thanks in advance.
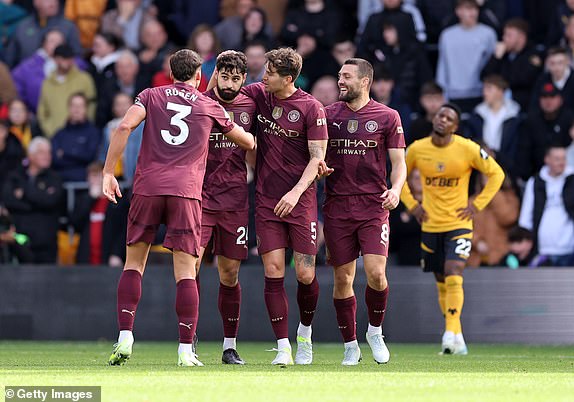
[96,50,145,128]
[523,0,561,46]
[137,19,174,88]
[163,0,220,45]
[519,145,574,267]
[151,51,174,88]
[37,44,96,138]
[64,0,108,50]
[215,0,274,50]
[0,119,24,195]
[464,74,521,175]
[408,81,445,144]
[0,204,34,264]
[100,0,155,51]
[280,0,342,51]
[8,100,42,151]
[468,172,520,267]
[562,15,574,66]
[187,24,220,91]
[547,0,574,47]
[517,83,574,181]
[310,75,339,107]
[3,0,82,68]
[241,7,275,50]
[370,65,412,131]
[389,167,421,266]
[70,161,127,266]
[0,1,28,56]
[0,60,17,117]
[358,0,421,63]
[98,93,142,185]
[530,47,574,112]
[244,40,267,84]
[51,93,101,183]
[2,137,63,264]
[87,32,123,91]
[11,29,65,113]
[499,226,535,268]
[296,33,333,90]
[436,0,496,113]
[481,18,543,112]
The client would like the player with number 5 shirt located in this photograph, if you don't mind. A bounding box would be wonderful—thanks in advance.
[322,58,407,366]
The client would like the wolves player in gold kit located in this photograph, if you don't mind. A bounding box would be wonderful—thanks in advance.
[401,104,504,354]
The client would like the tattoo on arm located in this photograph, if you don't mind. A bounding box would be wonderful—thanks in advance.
[294,252,316,269]
[308,142,325,160]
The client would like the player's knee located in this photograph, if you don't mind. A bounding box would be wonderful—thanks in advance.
[367,270,387,291]
[264,260,284,277]
[219,268,239,287]
[296,269,315,284]
[334,270,354,289]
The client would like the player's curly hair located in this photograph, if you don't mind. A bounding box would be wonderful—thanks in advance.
[170,49,203,82]
[265,47,302,83]
[216,51,248,75]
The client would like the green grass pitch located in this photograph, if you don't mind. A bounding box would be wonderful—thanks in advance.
[1,341,573,402]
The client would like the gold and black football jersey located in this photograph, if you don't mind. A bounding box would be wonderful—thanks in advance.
[401,135,504,232]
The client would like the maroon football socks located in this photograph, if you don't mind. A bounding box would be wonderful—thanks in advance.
[334,296,357,342]
[117,269,142,331]
[176,279,199,344]
[297,277,319,326]
[264,277,289,339]
[219,282,241,338]
[365,285,388,327]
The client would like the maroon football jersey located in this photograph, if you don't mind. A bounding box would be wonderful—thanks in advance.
[132,82,234,199]
[325,99,406,196]
[202,89,256,211]
[242,82,328,207]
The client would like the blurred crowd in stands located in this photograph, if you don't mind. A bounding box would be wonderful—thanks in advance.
[0,0,573,268]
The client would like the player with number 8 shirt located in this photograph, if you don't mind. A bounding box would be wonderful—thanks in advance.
[103,49,255,368]
[321,58,407,365]
[400,103,504,356]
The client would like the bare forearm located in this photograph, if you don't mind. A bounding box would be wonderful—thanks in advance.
[389,159,407,194]
[292,157,322,195]
[103,126,130,175]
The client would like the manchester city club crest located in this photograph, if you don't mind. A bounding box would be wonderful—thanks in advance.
[227,111,235,122]
[365,120,378,133]
[288,110,300,122]
[272,106,283,120]
[347,119,358,133]
[240,112,250,125]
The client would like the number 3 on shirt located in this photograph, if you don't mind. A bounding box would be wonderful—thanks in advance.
[161,102,192,145]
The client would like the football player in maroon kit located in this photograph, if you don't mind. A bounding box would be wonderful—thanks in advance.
[241,48,328,365]
[103,49,255,367]
[197,50,256,365]
[322,58,406,365]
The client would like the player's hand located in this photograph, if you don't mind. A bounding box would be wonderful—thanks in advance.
[274,190,301,218]
[102,173,122,204]
[456,202,478,221]
[316,160,334,179]
[381,188,400,210]
[410,204,428,224]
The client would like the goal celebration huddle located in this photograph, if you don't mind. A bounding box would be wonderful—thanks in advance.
[102,47,504,367]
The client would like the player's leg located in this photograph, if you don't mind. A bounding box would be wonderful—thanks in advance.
[292,251,318,364]
[333,261,362,365]
[109,194,160,366]
[165,196,203,366]
[261,248,293,365]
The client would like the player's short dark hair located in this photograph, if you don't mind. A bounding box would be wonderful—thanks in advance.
[483,74,508,90]
[504,18,529,36]
[216,50,248,75]
[265,47,302,82]
[420,81,443,96]
[170,49,202,82]
[441,103,462,122]
[344,58,374,86]
[456,0,479,8]
[508,226,533,243]
[546,46,568,58]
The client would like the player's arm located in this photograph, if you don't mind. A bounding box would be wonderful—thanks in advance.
[381,147,407,210]
[102,104,146,203]
[400,146,427,223]
[224,124,256,151]
[245,140,257,169]
[274,139,327,218]
[458,146,505,220]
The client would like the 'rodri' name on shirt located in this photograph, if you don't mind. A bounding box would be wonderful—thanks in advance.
[164,88,198,101]
[210,132,237,149]
[257,114,300,138]
[329,138,378,155]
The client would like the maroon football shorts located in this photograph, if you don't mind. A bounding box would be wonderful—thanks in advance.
[200,208,249,260]
[127,194,201,257]
[323,194,390,267]
[255,195,318,256]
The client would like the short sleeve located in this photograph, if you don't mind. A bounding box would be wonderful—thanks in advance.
[385,110,406,149]
[241,82,265,100]
[134,88,150,110]
[212,103,235,134]
[305,100,328,141]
